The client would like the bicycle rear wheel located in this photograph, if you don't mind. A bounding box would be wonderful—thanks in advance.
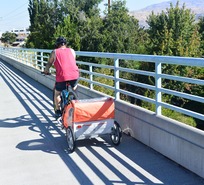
[60,87,78,113]
[68,91,78,102]
[67,87,78,103]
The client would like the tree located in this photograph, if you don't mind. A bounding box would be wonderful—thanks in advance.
[54,16,81,50]
[27,0,104,49]
[54,0,103,50]
[96,0,149,102]
[1,32,16,45]
[197,16,204,56]
[27,0,63,49]
[146,1,201,57]
[101,0,146,54]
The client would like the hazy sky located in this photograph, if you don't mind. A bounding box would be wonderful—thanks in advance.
[0,0,168,32]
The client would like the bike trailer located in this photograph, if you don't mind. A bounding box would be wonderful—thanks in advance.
[62,97,122,152]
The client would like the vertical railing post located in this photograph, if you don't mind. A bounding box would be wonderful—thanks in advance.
[89,65,93,90]
[15,49,17,59]
[35,52,38,69]
[30,51,32,67]
[25,50,28,65]
[17,48,19,61]
[15,48,17,60]
[114,58,120,100]
[40,52,44,71]
[23,49,26,64]
[155,61,162,115]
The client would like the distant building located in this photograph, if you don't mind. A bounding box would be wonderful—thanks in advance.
[10,28,30,47]
[11,28,30,41]
[11,28,30,35]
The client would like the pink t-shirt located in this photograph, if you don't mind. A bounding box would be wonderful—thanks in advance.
[54,48,79,82]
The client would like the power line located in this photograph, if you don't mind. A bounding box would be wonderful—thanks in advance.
[2,1,28,18]
[0,2,29,31]
[2,10,28,21]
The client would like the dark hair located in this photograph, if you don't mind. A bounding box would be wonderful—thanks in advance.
[55,36,67,48]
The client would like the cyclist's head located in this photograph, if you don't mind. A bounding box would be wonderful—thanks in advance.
[55,36,67,48]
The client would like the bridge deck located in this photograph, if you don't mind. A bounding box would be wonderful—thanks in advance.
[0,60,203,185]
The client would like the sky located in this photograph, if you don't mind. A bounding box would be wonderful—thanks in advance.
[0,0,168,33]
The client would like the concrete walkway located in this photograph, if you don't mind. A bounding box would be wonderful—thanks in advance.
[0,59,204,185]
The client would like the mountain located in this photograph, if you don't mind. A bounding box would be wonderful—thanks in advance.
[129,0,204,28]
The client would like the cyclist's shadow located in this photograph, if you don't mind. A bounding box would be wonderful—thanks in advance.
[0,114,63,154]
[0,114,55,132]
[0,115,34,128]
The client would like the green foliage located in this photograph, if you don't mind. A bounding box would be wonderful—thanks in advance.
[54,16,81,50]
[93,68,114,96]
[27,0,64,48]
[162,108,197,127]
[1,31,16,44]
[147,1,201,57]
[79,15,104,52]
[197,16,204,55]
[101,0,147,54]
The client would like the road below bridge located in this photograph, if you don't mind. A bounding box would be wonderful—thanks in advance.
[0,59,204,185]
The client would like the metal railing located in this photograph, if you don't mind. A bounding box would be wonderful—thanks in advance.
[0,47,204,124]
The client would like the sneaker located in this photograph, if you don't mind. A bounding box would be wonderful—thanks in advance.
[55,110,62,120]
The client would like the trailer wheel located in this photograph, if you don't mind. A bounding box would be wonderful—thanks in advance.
[110,121,122,145]
[66,127,75,152]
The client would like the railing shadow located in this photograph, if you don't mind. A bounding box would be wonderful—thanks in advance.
[1,60,203,185]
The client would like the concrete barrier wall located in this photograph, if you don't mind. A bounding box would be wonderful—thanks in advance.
[1,55,203,178]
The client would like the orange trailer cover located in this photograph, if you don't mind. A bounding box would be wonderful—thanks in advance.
[62,97,115,128]
[72,97,114,122]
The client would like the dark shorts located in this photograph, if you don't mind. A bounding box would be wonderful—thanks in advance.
[55,79,79,91]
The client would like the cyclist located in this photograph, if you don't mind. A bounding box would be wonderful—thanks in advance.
[43,36,79,119]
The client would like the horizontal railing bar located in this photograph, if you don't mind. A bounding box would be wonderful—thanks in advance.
[160,88,204,103]
[160,74,204,85]
[118,89,156,104]
[79,77,115,90]
[80,69,115,80]
[160,102,204,121]
[118,78,156,91]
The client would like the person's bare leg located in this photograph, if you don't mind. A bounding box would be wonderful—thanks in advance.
[54,89,61,111]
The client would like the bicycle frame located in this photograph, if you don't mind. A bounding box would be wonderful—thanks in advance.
[53,81,78,113]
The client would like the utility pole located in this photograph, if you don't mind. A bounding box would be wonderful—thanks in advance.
[108,0,111,13]
[104,0,111,13]
[108,0,111,7]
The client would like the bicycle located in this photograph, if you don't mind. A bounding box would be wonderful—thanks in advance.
[41,71,78,122]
